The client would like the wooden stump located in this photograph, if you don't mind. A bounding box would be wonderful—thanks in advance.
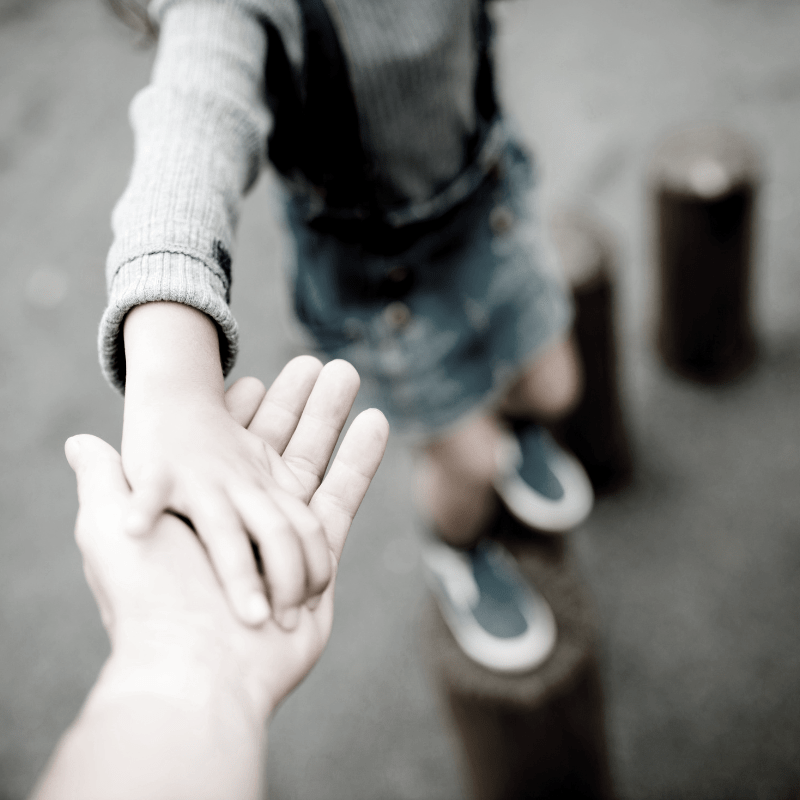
[551,210,633,494]
[650,126,760,382]
[421,507,615,800]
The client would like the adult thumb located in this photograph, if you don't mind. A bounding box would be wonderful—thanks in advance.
[65,434,130,506]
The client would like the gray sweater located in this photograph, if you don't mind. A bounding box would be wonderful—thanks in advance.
[101,0,501,391]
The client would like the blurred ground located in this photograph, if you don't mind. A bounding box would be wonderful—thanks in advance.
[1,1,799,798]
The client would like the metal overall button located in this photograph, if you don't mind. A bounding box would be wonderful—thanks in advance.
[489,205,515,234]
[343,317,365,341]
[378,265,415,299]
[383,301,412,331]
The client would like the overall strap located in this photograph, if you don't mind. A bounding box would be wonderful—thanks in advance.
[264,0,372,211]
[475,0,499,127]
[264,0,499,220]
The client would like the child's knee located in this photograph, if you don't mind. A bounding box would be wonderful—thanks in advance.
[422,415,500,489]
[505,336,583,420]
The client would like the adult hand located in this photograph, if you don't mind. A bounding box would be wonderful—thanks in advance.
[75,356,388,719]
[33,357,388,800]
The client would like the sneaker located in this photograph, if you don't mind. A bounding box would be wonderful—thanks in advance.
[494,422,594,534]
[423,538,556,673]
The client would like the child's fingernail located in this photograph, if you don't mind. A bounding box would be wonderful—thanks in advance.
[278,606,300,630]
[246,593,270,625]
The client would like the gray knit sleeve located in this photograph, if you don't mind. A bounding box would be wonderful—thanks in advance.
[99,0,273,392]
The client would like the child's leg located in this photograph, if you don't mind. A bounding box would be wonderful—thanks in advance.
[499,335,583,421]
[416,335,583,548]
[493,334,594,533]
[416,414,502,548]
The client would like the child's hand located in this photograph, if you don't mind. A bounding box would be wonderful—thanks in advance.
[122,352,362,631]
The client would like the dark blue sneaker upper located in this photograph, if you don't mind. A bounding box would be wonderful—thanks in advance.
[514,423,565,501]
[469,543,529,638]
[423,537,558,672]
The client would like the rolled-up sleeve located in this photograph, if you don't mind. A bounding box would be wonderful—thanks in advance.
[99,0,274,391]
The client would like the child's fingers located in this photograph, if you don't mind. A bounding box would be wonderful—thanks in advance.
[281,360,362,502]
[190,493,271,627]
[267,487,333,600]
[227,487,309,630]
[125,477,172,537]
[310,408,389,561]
[247,356,324,454]
[225,376,267,427]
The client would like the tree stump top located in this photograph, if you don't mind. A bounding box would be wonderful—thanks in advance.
[550,209,616,292]
[649,125,761,199]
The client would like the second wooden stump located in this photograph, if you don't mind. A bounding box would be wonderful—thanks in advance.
[422,507,615,800]
[551,210,633,494]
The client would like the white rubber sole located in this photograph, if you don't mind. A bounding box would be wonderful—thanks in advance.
[494,430,594,534]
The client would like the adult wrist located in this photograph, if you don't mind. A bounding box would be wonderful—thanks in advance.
[43,650,267,800]
[92,639,265,732]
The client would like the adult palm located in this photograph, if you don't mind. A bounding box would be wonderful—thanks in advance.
[67,356,388,720]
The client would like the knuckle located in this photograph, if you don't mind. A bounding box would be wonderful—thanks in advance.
[264,514,294,542]
[311,563,333,595]
[241,375,267,395]
[208,534,253,578]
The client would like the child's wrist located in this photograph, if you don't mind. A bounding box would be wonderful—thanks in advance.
[124,373,225,415]
[123,302,225,400]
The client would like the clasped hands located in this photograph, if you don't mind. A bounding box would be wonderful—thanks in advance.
[67,357,388,723]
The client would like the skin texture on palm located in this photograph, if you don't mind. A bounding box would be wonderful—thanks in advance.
[32,357,389,800]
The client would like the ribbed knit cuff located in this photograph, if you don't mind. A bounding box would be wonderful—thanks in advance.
[98,252,239,393]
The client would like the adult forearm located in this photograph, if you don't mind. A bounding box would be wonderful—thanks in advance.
[32,653,265,800]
